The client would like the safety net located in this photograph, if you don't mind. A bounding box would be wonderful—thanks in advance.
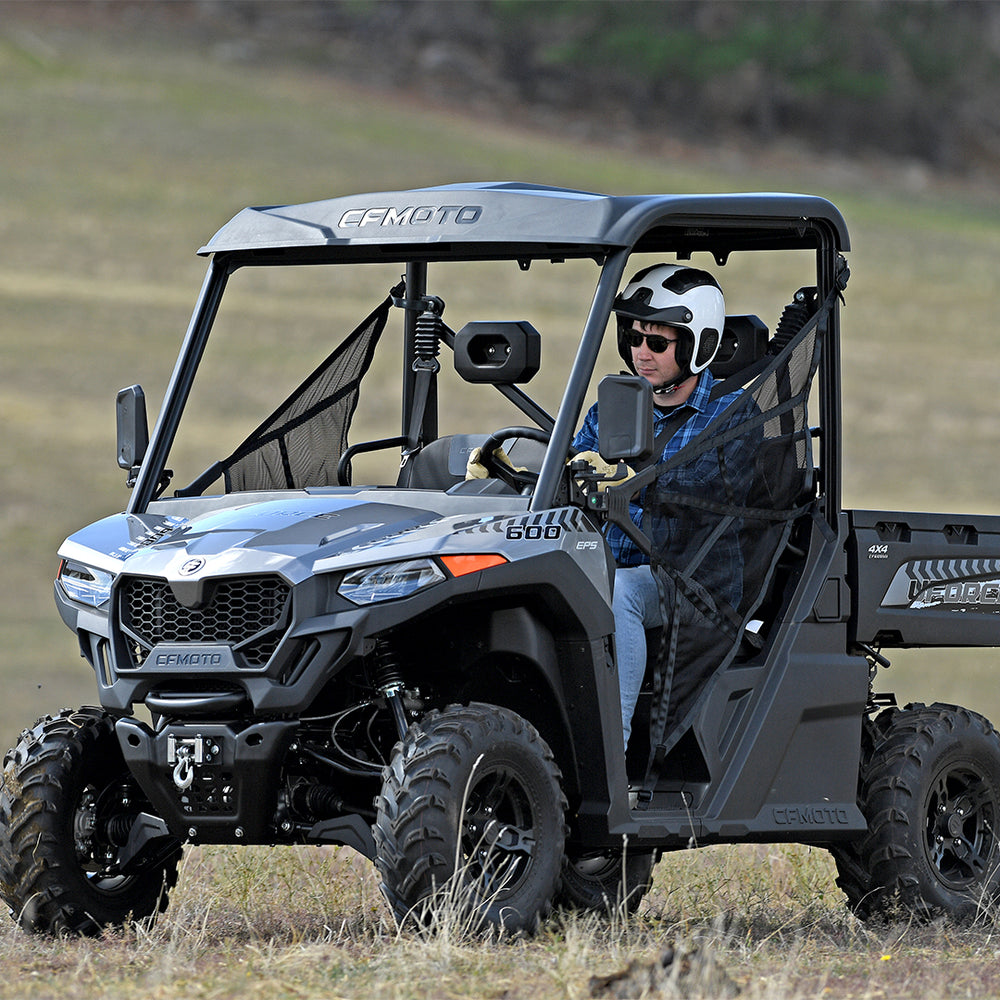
[606,285,840,787]
[203,287,399,494]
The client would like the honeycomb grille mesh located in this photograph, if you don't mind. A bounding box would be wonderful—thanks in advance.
[119,575,291,667]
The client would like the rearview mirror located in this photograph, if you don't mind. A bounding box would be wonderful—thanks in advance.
[453,321,541,384]
[116,384,149,473]
[597,375,653,464]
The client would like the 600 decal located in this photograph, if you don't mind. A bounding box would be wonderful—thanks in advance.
[505,523,563,541]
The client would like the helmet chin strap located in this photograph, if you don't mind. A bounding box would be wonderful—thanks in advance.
[652,382,681,397]
[650,369,693,398]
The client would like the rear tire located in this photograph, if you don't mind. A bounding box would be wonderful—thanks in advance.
[834,702,1000,922]
[558,846,655,914]
[374,703,567,933]
[0,708,181,935]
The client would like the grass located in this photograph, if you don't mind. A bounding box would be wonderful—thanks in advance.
[2,842,1000,999]
[4,7,1000,996]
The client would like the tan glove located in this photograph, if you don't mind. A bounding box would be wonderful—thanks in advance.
[572,450,636,492]
[465,444,527,480]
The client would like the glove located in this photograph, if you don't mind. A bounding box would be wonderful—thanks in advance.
[571,450,636,492]
[465,444,527,481]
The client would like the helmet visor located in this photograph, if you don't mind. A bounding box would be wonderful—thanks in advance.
[613,300,694,328]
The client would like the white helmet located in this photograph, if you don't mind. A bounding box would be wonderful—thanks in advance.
[614,263,725,382]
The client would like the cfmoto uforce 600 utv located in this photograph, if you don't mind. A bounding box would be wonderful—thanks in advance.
[5,183,1000,935]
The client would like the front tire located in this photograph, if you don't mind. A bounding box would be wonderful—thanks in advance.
[374,703,567,933]
[834,702,1000,921]
[0,708,182,935]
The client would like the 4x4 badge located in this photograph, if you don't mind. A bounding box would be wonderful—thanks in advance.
[179,557,205,576]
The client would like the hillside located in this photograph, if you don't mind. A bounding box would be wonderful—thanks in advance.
[4,0,1000,740]
[3,9,1000,999]
[12,0,1000,189]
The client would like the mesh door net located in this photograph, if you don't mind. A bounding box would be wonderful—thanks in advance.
[209,288,398,494]
[606,289,835,783]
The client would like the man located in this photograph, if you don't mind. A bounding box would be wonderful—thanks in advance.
[573,263,755,747]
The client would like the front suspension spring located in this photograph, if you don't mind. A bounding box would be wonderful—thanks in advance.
[373,637,409,740]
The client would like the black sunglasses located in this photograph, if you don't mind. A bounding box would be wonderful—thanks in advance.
[624,330,679,353]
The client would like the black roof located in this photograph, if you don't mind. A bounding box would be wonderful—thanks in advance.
[199,182,850,262]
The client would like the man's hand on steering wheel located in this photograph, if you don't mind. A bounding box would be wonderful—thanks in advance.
[465,426,552,494]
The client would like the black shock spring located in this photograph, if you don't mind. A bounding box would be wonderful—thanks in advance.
[373,636,410,740]
[413,296,445,362]
[769,287,817,354]
[373,636,404,691]
[104,812,137,847]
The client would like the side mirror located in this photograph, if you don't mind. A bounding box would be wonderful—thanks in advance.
[116,384,149,474]
[597,375,653,464]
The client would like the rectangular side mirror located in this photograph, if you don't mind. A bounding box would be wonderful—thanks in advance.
[116,384,149,472]
[597,375,653,464]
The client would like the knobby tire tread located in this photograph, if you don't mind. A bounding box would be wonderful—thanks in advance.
[832,702,1000,922]
[0,707,180,936]
[373,702,568,932]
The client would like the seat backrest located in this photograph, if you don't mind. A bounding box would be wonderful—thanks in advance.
[399,433,548,490]
[399,434,485,489]
[710,315,769,380]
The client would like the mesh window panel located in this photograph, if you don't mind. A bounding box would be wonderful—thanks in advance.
[218,291,396,492]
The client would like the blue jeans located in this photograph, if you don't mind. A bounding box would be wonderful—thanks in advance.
[613,565,664,747]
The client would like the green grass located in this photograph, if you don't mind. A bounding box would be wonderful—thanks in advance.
[4,10,1000,996]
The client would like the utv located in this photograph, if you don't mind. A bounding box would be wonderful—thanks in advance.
[4,182,1000,935]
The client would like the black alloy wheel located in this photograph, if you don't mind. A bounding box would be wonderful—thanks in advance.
[374,703,567,933]
[833,702,1000,922]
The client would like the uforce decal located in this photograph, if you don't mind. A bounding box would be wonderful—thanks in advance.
[339,205,482,229]
[881,558,1000,611]
[910,580,1000,608]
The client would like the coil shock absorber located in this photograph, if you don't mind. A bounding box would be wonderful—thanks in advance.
[374,636,410,740]
[769,286,818,354]
[395,293,445,459]
[413,295,444,367]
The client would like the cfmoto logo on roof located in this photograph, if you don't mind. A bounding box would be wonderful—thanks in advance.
[338,205,483,228]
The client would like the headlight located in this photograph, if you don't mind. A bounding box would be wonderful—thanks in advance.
[58,560,115,609]
[338,558,446,605]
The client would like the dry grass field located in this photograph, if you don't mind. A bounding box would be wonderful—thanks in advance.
[5,8,1000,998]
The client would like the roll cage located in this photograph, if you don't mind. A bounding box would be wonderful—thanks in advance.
[127,184,849,534]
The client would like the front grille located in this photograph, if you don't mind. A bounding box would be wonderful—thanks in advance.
[119,575,291,668]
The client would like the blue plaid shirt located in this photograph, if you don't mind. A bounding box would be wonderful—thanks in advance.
[573,370,753,569]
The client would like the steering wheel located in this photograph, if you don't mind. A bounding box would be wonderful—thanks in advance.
[476,425,555,494]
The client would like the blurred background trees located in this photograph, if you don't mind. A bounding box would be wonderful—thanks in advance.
[187,0,1000,179]
[15,0,1000,179]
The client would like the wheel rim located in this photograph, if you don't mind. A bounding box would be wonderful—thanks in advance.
[461,765,537,901]
[924,762,999,890]
[73,781,135,895]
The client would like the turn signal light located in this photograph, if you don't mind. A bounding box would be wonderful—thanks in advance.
[440,554,508,577]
